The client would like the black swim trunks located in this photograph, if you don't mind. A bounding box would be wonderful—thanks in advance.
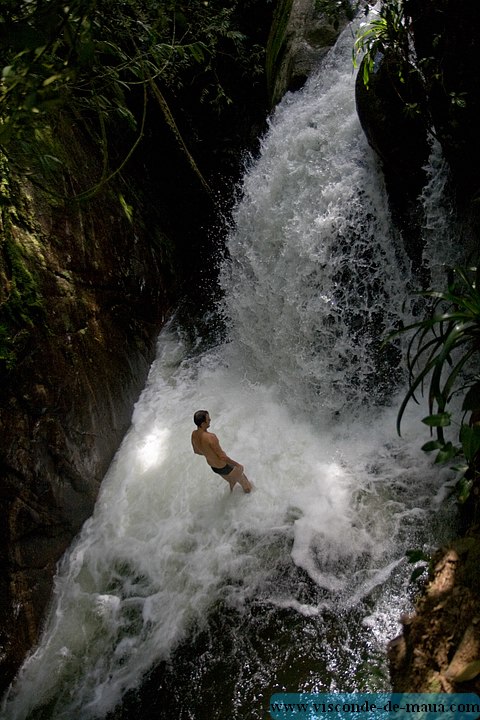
[211,464,234,476]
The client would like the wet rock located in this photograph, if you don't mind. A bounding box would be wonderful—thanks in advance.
[445,620,480,682]
[388,541,480,694]
[0,133,171,692]
[355,51,430,272]
[406,0,480,205]
[266,0,346,106]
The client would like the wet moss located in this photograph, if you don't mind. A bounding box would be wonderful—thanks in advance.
[0,172,45,369]
[265,0,294,105]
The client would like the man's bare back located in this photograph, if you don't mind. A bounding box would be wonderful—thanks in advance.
[191,410,253,493]
[191,427,226,467]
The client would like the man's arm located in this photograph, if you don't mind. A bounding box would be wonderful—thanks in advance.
[191,432,202,455]
[208,434,229,463]
[208,435,240,466]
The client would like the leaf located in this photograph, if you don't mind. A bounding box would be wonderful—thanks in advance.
[78,39,95,66]
[456,476,474,504]
[421,440,443,452]
[188,42,206,63]
[434,442,457,464]
[421,413,451,427]
[42,154,62,164]
[118,193,133,223]
[406,549,429,563]
[42,74,61,87]
[33,45,47,60]
[460,424,480,463]
[451,463,469,474]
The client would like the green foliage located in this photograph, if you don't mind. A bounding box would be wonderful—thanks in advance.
[0,0,241,133]
[3,237,42,321]
[0,0,266,367]
[406,548,430,564]
[118,192,133,224]
[0,0,261,198]
[0,148,44,369]
[353,0,470,136]
[353,0,410,88]
[389,266,480,504]
[0,1,93,144]
[0,231,44,369]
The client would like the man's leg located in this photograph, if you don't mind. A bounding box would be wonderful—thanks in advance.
[238,473,253,493]
[229,464,252,493]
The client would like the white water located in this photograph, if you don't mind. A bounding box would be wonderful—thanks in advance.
[420,136,461,286]
[2,22,457,720]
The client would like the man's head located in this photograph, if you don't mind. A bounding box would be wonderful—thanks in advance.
[193,410,210,427]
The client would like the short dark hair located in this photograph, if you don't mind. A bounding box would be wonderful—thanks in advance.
[193,410,209,427]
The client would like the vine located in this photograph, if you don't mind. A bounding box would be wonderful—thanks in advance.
[0,0,261,201]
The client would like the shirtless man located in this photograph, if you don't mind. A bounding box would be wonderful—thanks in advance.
[191,410,253,493]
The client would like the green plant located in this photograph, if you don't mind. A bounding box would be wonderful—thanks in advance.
[0,0,260,199]
[0,228,45,370]
[391,266,480,503]
[353,0,470,131]
[353,0,410,88]
[406,548,430,584]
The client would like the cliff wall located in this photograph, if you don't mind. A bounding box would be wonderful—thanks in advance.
[0,119,173,686]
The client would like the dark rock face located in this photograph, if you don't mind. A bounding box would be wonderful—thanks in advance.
[355,0,480,267]
[355,51,430,273]
[0,159,172,690]
[266,0,345,107]
[406,0,480,203]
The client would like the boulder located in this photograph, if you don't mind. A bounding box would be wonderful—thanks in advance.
[266,0,345,106]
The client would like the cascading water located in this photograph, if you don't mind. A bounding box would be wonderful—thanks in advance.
[2,19,459,720]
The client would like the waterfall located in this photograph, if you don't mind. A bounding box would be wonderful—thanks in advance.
[220,33,410,419]
[2,20,457,720]
[420,136,461,287]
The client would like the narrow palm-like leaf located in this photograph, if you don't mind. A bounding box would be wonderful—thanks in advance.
[460,424,480,464]
[396,352,441,435]
[442,346,477,404]
[393,266,480,459]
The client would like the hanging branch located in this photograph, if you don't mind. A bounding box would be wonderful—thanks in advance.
[71,83,148,202]
[147,77,212,198]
